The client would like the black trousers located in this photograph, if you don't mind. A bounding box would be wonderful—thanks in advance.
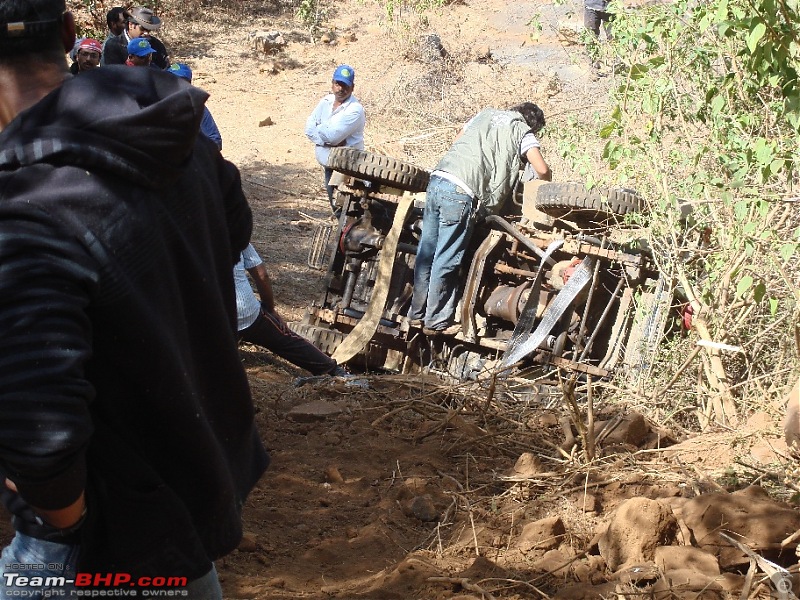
[584,7,614,38]
[240,310,337,376]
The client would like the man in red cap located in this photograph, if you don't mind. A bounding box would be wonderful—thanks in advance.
[69,37,101,74]
[0,0,268,596]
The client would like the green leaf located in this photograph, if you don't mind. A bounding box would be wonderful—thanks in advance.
[734,200,748,221]
[599,122,617,139]
[780,243,796,261]
[746,22,767,54]
[770,158,785,173]
[753,281,766,303]
[770,298,779,316]
[736,275,754,298]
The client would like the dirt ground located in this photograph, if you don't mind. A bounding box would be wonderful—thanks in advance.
[12,0,800,598]
[156,1,800,598]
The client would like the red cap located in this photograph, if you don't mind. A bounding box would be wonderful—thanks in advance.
[78,38,102,54]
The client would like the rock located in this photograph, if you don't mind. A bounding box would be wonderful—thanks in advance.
[586,555,606,583]
[654,546,720,577]
[399,477,430,497]
[717,572,747,594]
[553,582,617,600]
[405,495,439,522]
[266,577,285,587]
[572,491,601,513]
[261,61,281,75]
[456,556,510,581]
[537,412,560,427]
[681,485,800,568]
[512,452,544,476]
[259,116,274,127]
[597,412,650,447]
[473,45,491,61]
[572,560,591,582]
[287,400,343,421]
[324,465,344,483]
[322,431,342,445]
[251,30,286,54]
[651,569,724,599]
[598,497,678,571]
[516,516,566,553]
[611,563,659,584]
[419,33,447,62]
[238,531,258,552]
[534,549,570,577]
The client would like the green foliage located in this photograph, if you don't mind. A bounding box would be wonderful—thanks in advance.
[584,0,800,421]
[296,0,323,32]
[379,0,449,20]
[527,13,544,43]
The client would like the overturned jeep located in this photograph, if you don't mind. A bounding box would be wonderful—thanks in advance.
[294,148,667,382]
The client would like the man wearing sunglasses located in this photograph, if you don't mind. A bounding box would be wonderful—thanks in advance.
[101,6,170,69]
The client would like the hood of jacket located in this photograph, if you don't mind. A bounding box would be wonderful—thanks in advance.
[0,65,209,190]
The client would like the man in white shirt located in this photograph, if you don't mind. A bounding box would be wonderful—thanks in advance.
[304,64,366,216]
[235,244,347,376]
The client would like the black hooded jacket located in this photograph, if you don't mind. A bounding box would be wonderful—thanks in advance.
[0,66,269,578]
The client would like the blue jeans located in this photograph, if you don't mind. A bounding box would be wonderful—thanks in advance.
[409,175,475,330]
[0,533,223,599]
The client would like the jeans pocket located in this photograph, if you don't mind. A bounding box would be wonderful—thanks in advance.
[439,197,470,226]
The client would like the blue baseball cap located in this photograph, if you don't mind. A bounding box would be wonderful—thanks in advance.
[332,64,355,87]
[127,37,156,57]
[168,62,193,82]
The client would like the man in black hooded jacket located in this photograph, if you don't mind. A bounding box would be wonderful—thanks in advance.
[0,1,269,597]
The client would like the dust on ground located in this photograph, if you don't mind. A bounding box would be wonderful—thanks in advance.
[163,1,800,598]
[8,0,800,598]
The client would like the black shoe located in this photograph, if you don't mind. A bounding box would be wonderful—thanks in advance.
[331,365,350,377]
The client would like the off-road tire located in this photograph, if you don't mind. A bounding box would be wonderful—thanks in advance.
[289,323,345,356]
[535,182,644,222]
[328,147,430,193]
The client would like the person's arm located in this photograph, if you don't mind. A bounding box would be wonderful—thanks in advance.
[246,263,276,314]
[311,101,364,147]
[5,479,86,529]
[304,99,327,145]
[200,107,223,150]
[525,147,552,181]
[241,244,277,314]
[0,212,95,531]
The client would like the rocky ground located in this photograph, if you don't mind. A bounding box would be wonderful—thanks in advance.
[8,0,800,598]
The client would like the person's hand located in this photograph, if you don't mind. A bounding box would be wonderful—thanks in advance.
[6,478,86,530]
[261,302,283,323]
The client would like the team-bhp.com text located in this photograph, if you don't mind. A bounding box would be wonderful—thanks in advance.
[3,572,188,597]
